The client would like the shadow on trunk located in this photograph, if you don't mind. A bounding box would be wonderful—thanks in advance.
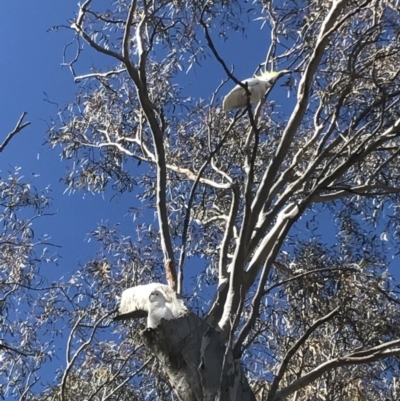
[142,312,256,401]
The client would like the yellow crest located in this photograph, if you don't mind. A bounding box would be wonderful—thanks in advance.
[255,70,280,80]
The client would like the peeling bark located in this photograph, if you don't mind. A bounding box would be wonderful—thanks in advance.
[142,313,256,401]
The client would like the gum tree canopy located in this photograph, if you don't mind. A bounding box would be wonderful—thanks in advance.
[3,0,400,400]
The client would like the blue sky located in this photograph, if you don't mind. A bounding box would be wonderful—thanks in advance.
[0,1,142,282]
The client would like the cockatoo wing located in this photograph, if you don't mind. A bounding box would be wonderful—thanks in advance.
[223,78,268,111]
[118,283,161,316]
[114,282,189,321]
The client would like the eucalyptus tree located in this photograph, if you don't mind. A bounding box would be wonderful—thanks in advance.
[21,0,400,400]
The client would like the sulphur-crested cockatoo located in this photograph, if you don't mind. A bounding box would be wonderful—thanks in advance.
[117,283,164,318]
[114,282,189,321]
[223,70,289,111]
[147,289,174,328]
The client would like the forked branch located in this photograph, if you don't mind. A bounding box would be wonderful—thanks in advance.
[1,112,30,153]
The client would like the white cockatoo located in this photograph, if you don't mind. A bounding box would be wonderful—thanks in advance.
[114,282,189,322]
[223,70,289,111]
[118,283,164,318]
[147,289,175,328]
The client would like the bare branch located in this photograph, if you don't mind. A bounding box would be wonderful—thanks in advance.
[0,342,33,357]
[218,203,301,336]
[314,185,400,202]
[218,184,239,282]
[0,112,30,152]
[122,0,140,83]
[246,203,300,286]
[199,12,244,89]
[166,163,232,189]
[74,68,127,82]
[232,258,273,358]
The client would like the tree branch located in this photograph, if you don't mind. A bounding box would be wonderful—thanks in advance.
[87,138,232,191]
[74,68,126,83]
[61,312,112,401]
[218,203,301,337]
[314,185,400,202]
[166,164,232,189]
[0,341,33,357]
[245,203,300,287]
[120,0,177,290]
[199,11,244,89]
[102,357,154,401]
[177,117,236,294]
[232,258,273,358]
[0,112,30,152]
[267,307,340,401]
[250,0,352,229]
[272,339,400,401]
[311,116,400,198]
[72,0,124,62]
[218,184,239,282]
